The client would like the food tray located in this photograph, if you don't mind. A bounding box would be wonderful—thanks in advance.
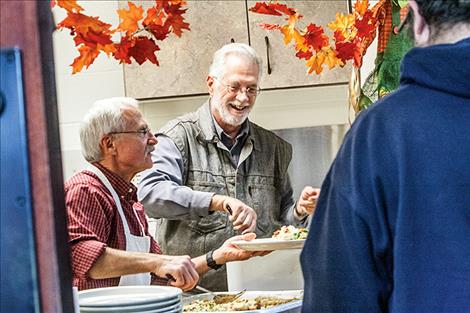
[182,290,302,313]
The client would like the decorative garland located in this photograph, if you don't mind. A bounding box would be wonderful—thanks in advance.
[249,0,378,74]
[51,0,190,74]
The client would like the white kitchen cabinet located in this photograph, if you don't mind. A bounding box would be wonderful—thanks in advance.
[123,1,350,99]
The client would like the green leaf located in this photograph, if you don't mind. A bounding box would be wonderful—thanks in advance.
[398,0,408,8]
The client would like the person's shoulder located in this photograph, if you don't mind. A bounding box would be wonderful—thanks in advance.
[158,108,201,136]
[250,121,289,145]
[64,170,104,194]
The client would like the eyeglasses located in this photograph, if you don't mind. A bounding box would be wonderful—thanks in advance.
[109,127,152,138]
[213,77,261,97]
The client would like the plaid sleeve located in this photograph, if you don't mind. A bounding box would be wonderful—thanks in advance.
[66,183,113,278]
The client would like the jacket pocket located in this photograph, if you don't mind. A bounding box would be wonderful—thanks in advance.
[249,184,280,236]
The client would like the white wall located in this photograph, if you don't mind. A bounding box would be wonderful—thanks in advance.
[54,1,380,180]
[53,1,125,178]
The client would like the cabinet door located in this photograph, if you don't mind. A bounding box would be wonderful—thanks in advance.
[248,0,351,89]
[123,1,249,99]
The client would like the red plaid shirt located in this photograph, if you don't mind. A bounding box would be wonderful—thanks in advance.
[65,163,165,290]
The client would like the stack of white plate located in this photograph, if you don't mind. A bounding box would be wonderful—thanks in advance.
[78,286,182,313]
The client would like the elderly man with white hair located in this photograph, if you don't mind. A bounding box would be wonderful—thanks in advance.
[65,97,264,291]
[138,43,320,291]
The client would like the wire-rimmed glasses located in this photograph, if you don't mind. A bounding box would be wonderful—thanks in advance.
[213,77,261,98]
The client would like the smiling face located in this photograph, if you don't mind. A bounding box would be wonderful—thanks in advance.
[207,53,260,136]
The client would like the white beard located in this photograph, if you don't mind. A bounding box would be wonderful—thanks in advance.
[211,97,251,126]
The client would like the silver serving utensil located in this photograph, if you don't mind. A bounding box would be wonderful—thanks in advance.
[213,289,246,304]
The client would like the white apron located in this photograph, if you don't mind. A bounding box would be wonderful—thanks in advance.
[88,166,151,286]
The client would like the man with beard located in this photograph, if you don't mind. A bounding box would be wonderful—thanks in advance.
[301,1,470,312]
[66,97,267,291]
[138,43,319,291]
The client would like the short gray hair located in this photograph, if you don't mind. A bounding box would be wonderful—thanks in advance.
[80,97,139,162]
[209,43,263,79]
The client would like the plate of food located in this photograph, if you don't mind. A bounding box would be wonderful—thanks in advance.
[231,226,308,251]
[182,290,302,312]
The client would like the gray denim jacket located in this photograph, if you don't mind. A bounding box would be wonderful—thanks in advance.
[139,101,305,290]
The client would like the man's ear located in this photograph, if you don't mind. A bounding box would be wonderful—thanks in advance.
[100,135,116,156]
[409,0,430,46]
[207,76,215,96]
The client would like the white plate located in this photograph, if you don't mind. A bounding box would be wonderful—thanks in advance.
[78,286,181,307]
[80,298,180,312]
[231,238,305,251]
[80,302,181,313]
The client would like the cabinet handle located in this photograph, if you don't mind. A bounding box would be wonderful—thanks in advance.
[231,38,235,43]
[264,36,272,75]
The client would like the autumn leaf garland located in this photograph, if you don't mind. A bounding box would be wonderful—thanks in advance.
[51,0,190,74]
[249,0,378,75]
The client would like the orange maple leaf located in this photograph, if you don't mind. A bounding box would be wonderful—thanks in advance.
[117,1,144,35]
[354,0,369,17]
[322,46,344,69]
[306,52,325,75]
[328,13,356,40]
[58,13,114,37]
[71,45,100,74]
[143,7,165,27]
[52,0,83,13]
[280,14,303,45]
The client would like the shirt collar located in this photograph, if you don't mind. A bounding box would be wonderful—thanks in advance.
[211,111,250,143]
[92,163,137,199]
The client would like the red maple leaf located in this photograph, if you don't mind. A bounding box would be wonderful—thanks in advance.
[128,36,160,65]
[114,37,133,64]
[259,23,281,30]
[303,23,329,52]
[249,2,297,16]
[333,30,346,42]
[296,50,313,60]
[355,11,377,40]
[163,3,190,37]
[249,2,282,16]
[148,24,170,41]
[335,40,356,63]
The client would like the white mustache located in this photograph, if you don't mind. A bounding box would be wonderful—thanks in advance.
[145,145,155,154]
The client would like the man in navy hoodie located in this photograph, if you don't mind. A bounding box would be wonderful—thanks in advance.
[301,1,470,312]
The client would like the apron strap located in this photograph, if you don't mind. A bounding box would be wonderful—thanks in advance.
[87,165,132,235]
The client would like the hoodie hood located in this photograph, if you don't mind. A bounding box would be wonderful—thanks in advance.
[400,37,470,98]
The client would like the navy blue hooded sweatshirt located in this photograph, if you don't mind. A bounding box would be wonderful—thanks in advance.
[301,37,470,313]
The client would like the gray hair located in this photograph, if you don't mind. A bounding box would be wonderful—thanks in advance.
[209,43,263,79]
[80,97,139,162]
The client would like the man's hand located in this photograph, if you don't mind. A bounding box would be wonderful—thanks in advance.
[296,186,321,216]
[152,255,199,291]
[211,195,257,234]
[213,233,270,264]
